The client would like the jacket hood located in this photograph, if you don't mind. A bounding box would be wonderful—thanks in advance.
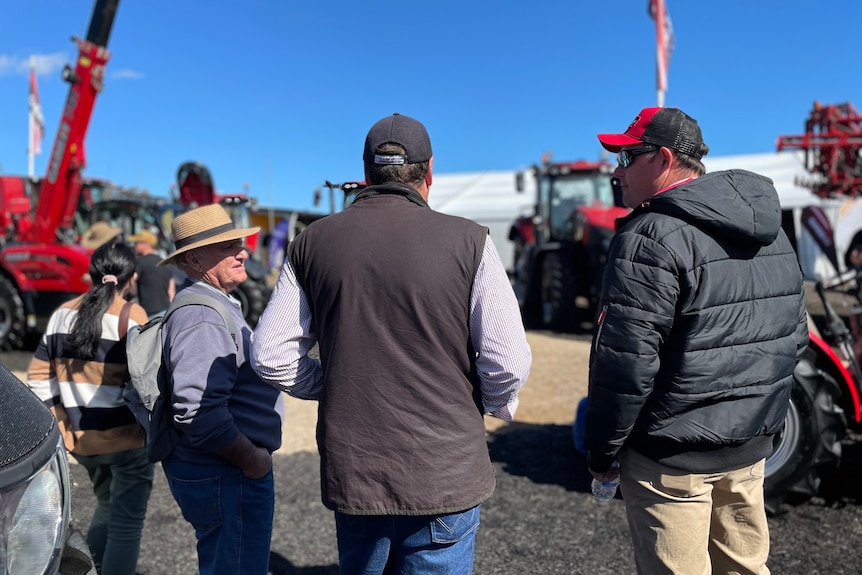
[645,169,782,246]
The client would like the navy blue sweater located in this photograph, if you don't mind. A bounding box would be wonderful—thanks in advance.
[163,281,283,465]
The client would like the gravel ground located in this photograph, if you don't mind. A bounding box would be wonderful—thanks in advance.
[5,329,862,574]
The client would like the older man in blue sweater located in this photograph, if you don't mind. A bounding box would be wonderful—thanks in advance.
[157,204,284,575]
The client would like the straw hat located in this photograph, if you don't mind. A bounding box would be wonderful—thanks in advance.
[159,203,259,267]
[128,230,158,248]
[81,221,122,250]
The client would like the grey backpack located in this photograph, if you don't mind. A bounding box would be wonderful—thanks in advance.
[123,293,237,462]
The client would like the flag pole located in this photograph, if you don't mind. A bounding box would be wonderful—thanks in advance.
[655,0,666,107]
[28,56,36,178]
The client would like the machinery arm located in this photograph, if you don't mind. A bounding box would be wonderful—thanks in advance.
[27,0,120,244]
[776,101,862,197]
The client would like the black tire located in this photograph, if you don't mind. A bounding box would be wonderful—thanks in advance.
[0,275,27,351]
[541,250,577,330]
[512,237,525,275]
[764,350,846,514]
[233,278,268,328]
[512,243,540,327]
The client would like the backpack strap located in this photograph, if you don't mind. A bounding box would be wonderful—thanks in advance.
[160,292,239,350]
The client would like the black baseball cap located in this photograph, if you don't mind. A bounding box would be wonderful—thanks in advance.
[598,107,705,158]
[363,113,432,165]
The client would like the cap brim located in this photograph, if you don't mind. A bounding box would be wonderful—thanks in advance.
[597,133,643,153]
[158,227,260,267]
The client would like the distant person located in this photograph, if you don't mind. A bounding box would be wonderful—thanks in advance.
[843,231,862,363]
[27,241,152,575]
[157,204,284,575]
[844,230,862,272]
[252,113,532,574]
[81,221,122,250]
[266,218,291,271]
[128,229,175,318]
[585,106,808,574]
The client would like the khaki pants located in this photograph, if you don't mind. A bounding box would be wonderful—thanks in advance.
[619,448,770,575]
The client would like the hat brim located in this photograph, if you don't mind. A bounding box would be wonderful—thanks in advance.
[597,133,644,153]
[158,226,260,267]
[81,227,122,250]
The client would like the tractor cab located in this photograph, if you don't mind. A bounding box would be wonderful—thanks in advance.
[510,158,628,329]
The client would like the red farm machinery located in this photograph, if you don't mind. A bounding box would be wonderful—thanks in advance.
[762,101,862,512]
[508,157,628,330]
[0,0,120,350]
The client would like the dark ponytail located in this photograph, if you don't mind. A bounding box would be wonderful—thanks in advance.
[66,242,137,358]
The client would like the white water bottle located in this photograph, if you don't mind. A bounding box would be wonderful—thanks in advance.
[591,461,620,502]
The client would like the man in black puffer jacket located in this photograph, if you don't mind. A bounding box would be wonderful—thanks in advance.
[585,106,808,575]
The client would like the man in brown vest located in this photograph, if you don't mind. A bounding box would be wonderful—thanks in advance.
[252,113,531,575]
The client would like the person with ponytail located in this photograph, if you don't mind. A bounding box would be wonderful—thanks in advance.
[27,240,154,575]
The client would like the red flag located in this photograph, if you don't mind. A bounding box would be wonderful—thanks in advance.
[648,0,675,102]
[29,61,45,155]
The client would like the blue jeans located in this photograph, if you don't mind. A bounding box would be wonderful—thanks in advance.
[72,447,154,575]
[162,460,274,575]
[335,505,481,575]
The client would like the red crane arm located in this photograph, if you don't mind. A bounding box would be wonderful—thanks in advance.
[26,0,119,244]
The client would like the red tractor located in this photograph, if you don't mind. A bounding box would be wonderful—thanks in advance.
[508,157,628,330]
[761,101,862,512]
[0,0,120,350]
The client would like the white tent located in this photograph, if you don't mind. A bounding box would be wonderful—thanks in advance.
[427,171,534,273]
[428,150,824,275]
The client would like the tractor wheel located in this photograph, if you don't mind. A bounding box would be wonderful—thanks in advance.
[0,275,27,351]
[540,250,577,330]
[234,278,268,329]
[512,243,540,327]
[764,349,846,514]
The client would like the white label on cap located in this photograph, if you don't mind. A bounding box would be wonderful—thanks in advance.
[374,154,406,165]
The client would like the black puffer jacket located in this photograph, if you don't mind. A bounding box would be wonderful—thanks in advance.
[585,170,809,474]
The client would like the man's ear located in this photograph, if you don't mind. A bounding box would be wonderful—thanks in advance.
[185,249,204,273]
[425,156,434,188]
[660,146,674,167]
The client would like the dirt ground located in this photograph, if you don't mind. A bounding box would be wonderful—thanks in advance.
[1,330,594,455]
[11,330,862,574]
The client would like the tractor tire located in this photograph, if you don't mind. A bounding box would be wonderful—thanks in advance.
[513,243,541,328]
[764,349,846,515]
[540,250,577,330]
[0,275,27,351]
[233,278,268,329]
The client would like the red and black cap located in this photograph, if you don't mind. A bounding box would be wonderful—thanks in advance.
[363,113,432,165]
[598,107,705,158]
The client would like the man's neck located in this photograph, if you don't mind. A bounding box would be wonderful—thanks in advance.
[657,168,698,193]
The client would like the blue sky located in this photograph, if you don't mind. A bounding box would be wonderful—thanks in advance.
[1,1,859,213]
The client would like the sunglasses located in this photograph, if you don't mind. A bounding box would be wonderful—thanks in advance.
[618,145,658,168]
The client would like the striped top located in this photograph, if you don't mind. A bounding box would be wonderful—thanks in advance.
[27,294,149,455]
